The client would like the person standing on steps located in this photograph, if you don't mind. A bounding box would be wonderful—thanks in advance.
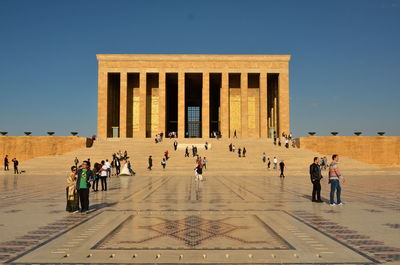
[232,144,236,153]
[185,146,189,157]
[173,140,178,151]
[74,157,79,168]
[76,160,94,213]
[148,155,153,170]
[279,160,285,178]
[262,152,266,163]
[229,143,232,152]
[273,157,278,170]
[233,129,237,138]
[267,157,271,169]
[329,154,344,206]
[203,157,207,170]
[164,150,169,160]
[310,157,323,203]
[161,158,166,169]
[243,147,247,157]
[238,148,241,158]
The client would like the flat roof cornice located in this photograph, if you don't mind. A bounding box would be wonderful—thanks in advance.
[96,54,291,62]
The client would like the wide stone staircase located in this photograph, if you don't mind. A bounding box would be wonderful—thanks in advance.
[20,138,378,177]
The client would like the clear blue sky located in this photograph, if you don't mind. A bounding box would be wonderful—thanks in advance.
[0,0,399,137]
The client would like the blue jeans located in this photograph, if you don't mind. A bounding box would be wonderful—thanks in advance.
[330,179,341,204]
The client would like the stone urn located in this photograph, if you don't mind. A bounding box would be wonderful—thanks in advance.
[47,132,55,136]
[0,131,7,136]
[71,132,78,136]
[308,132,316,136]
[354,132,362,136]
[331,132,338,136]
[377,132,385,136]
[24,132,32,136]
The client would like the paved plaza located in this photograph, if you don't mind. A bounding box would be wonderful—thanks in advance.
[0,139,399,264]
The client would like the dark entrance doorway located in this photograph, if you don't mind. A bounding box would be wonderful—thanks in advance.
[166,73,178,135]
[185,73,202,138]
[187,106,201,137]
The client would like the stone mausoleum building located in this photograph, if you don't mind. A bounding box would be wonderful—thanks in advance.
[97,54,290,139]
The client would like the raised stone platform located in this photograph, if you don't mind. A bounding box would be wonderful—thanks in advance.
[0,139,399,264]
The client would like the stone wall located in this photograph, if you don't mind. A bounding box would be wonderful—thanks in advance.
[0,136,91,162]
[296,136,400,167]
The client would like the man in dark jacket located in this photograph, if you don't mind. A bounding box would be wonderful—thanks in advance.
[76,161,94,212]
[310,157,323,203]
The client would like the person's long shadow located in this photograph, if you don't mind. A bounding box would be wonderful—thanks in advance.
[302,194,329,203]
[88,202,118,212]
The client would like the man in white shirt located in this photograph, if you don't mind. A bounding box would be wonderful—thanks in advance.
[105,159,111,178]
[273,157,278,170]
[100,160,108,191]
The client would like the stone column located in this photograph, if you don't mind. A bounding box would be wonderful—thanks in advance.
[97,71,108,138]
[278,73,290,136]
[220,72,229,138]
[119,72,127,138]
[259,73,267,138]
[178,72,185,138]
[138,71,147,138]
[158,72,166,135]
[202,72,210,138]
[241,72,248,138]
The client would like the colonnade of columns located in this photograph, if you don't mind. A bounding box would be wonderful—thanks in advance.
[98,71,289,139]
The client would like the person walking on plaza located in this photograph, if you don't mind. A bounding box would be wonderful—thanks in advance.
[310,157,323,202]
[279,160,285,178]
[267,157,271,169]
[243,147,247,157]
[164,150,169,160]
[114,157,121,176]
[238,148,241,157]
[161,158,166,169]
[148,155,153,170]
[127,160,135,175]
[273,157,278,170]
[173,140,178,151]
[229,143,232,152]
[329,154,344,206]
[232,144,236,153]
[12,158,19,174]
[100,160,108,191]
[92,162,101,192]
[233,129,237,138]
[76,161,94,213]
[105,159,111,178]
[205,142,208,150]
[66,166,79,212]
[74,157,79,168]
[4,155,9,171]
[262,152,266,163]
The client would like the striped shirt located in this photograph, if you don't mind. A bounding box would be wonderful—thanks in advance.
[329,162,341,180]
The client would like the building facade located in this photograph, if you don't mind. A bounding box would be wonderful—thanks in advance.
[97,54,290,139]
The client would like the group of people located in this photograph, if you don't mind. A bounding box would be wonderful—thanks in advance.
[309,154,344,205]
[154,132,164,143]
[273,131,294,148]
[3,155,19,174]
[261,153,285,175]
[66,160,95,213]
[194,155,206,181]
[228,143,247,157]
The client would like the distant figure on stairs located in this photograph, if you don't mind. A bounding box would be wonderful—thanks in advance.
[279,160,285,178]
[173,140,178,151]
[262,152,266,163]
[148,156,153,170]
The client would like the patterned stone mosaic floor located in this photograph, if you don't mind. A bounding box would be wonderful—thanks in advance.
[0,145,399,264]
